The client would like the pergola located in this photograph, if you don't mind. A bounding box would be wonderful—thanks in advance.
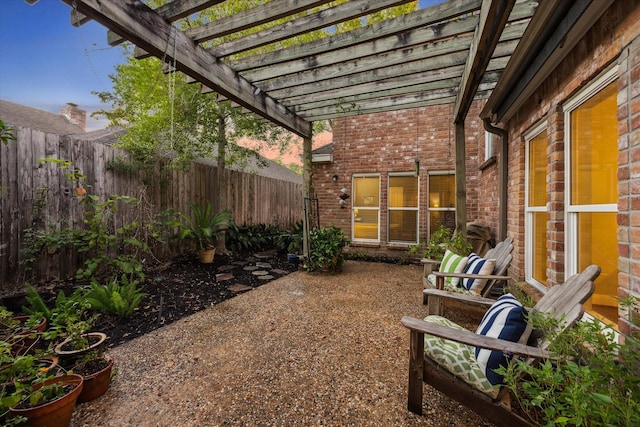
[36,0,609,251]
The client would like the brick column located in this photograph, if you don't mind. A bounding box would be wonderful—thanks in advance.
[546,106,565,287]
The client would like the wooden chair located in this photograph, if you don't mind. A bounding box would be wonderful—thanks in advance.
[422,236,513,304]
[402,264,600,427]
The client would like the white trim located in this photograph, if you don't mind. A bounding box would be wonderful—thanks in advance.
[563,64,619,279]
[387,172,419,244]
[524,121,547,285]
[352,173,381,243]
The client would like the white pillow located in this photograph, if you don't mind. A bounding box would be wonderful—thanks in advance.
[462,253,496,295]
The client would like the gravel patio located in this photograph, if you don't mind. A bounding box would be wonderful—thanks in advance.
[70,260,493,427]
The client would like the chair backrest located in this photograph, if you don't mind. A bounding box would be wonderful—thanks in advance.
[479,236,514,296]
[518,264,600,349]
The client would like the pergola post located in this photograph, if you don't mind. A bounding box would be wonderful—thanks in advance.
[302,122,313,259]
[454,120,467,236]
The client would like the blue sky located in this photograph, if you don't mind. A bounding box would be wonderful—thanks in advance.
[0,0,440,131]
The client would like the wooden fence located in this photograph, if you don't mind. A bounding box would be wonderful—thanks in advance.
[0,127,303,287]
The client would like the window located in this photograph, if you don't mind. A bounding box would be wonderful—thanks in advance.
[564,66,618,325]
[388,174,419,244]
[525,123,548,288]
[484,130,496,160]
[428,173,455,235]
[352,174,380,242]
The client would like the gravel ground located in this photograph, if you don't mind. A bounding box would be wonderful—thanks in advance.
[70,261,494,427]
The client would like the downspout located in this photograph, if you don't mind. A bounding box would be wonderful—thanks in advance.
[483,118,508,241]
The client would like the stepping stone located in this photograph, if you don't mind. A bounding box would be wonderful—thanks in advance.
[233,260,248,266]
[216,273,234,281]
[228,284,253,293]
[251,270,269,276]
[254,251,276,259]
[243,266,259,271]
[246,256,259,262]
[272,269,289,275]
[218,265,236,272]
[256,262,272,269]
[258,275,274,280]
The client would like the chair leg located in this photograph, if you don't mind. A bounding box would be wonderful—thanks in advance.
[407,330,424,414]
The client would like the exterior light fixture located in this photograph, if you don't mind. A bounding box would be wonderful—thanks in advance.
[332,174,338,182]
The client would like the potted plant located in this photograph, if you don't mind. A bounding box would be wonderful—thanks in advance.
[304,225,349,273]
[175,202,232,263]
[0,308,47,355]
[71,350,114,403]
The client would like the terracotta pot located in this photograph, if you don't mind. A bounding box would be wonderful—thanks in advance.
[198,247,216,263]
[8,316,47,355]
[74,357,114,403]
[8,374,83,427]
[54,332,107,369]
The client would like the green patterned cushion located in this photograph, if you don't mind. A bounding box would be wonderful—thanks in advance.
[423,315,500,398]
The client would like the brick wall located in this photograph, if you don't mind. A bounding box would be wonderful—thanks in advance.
[487,0,639,332]
[312,100,486,254]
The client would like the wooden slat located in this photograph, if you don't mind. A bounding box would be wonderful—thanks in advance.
[453,0,516,121]
[227,0,483,71]
[185,0,334,44]
[62,0,310,138]
[209,0,414,58]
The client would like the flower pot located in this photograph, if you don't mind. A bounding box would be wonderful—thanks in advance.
[73,357,114,403]
[54,332,107,369]
[8,374,83,427]
[8,316,47,355]
[198,247,216,264]
[287,253,299,264]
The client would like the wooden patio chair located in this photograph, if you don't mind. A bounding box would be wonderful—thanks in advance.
[422,236,513,305]
[402,264,600,427]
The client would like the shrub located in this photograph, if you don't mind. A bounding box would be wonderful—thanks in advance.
[305,225,349,273]
[85,275,146,318]
[498,296,640,427]
[407,225,472,260]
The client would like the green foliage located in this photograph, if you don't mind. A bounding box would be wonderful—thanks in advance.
[408,225,472,260]
[173,202,232,250]
[498,297,640,427]
[225,222,280,253]
[0,119,16,146]
[85,275,146,318]
[305,225,349,273]
[273,220,304,254]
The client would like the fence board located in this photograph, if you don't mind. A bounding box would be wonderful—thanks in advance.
[1,129,303,287]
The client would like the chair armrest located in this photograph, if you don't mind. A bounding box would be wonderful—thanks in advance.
[423,288,497,309]
[432,271,511,281]
[401,316,548,359]
[421,258,441,275]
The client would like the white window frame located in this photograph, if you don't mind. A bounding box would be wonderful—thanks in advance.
[387,172,419,244]
[427,171,455,235]
[484,130,496,160]
[524,121,548,293]
[563,64,618,279]
[352,173,381,243]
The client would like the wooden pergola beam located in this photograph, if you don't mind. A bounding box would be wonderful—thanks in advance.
[209,0,413,58]
[61,0,310,138]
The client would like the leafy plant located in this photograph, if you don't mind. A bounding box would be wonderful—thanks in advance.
[226,222,280,253]
[409,225,472,260]
[273,221,304,254]
[0,119,16,146]
[304,225,349,273]
[174,202,232,251]
[85,275,146,318]
[498,296,640,427]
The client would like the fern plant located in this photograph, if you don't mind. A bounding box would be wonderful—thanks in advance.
[85,275,146,318]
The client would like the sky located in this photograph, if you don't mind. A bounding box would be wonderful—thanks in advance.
[0,0,440,131]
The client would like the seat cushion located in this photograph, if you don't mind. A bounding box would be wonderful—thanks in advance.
[423,315,500,398]
[461,253,496,295]
[475,294,528,385]
[439,249,469,287]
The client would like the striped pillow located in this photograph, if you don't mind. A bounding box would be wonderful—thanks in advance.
[440,249,469,287]
[462,253,496,294]
[475,294,528,385]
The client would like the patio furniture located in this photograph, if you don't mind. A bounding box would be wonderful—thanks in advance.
[422,236,513,305]
[401,264,600,427]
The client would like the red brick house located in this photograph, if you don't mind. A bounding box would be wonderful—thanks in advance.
[312,0,639,333]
